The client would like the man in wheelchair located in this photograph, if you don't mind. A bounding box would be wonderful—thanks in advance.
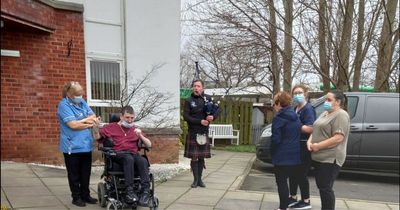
[93,106,152,206]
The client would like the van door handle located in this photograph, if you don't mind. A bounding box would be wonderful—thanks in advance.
[366,125,378,130]
[350,125,359,130]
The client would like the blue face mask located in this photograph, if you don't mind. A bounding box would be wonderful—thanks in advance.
[294,94,305,104]
[323,101,333,111]
[71,96,83,104]
[121,120,134,128]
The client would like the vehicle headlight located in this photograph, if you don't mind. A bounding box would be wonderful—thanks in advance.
[261,127,272,137]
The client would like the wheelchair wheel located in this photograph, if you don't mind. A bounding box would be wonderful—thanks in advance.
[107,202,119,210]
[149,196,159,210]
[98,182,107,207]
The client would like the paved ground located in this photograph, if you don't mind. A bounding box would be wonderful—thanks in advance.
[241,159,400,203]
[1,150,399,210]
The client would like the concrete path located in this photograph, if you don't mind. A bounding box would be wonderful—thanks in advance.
[1,150,399,210]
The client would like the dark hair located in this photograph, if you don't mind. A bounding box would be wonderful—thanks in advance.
[330,90,347,109]
[192,79,204,87]
[121,106,135,115]
[273,91,292,107]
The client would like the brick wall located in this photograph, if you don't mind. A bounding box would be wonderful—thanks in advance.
[1,0,86,165]
[1,0,180,166]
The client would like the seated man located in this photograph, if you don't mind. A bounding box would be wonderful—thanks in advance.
[93,106,152,206]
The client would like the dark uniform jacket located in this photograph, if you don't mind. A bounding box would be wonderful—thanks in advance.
[183,93,220,137]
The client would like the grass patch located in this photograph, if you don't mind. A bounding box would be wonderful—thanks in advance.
[213,144,256,153]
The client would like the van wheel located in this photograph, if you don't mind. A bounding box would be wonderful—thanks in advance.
[98,182,107,207]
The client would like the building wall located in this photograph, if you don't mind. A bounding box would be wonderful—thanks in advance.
[65,0,182,163]
[1,0,86,164]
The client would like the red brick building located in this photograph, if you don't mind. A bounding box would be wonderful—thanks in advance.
[1,0,179,165]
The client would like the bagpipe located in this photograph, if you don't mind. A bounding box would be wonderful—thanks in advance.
[203,96,220,116]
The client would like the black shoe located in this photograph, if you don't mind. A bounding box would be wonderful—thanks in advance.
[125,188,139,204]
[72,198,86,207]
[288,197,299,207]
[197,179,206,188]
[139,191,150,207]
[291,200,312,209]
[82,196,98,204]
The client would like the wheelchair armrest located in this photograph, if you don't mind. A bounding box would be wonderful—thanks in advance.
[100,147,117,156]
[138,138,151,152]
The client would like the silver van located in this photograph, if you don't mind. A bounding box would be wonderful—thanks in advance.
[256,92,400,174]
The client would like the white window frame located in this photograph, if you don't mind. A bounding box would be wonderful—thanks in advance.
[86,55,124,107]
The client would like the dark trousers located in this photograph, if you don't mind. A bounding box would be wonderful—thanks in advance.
[274,165,298,209]
[113,152,150,188]
[63,152,92,200]
[289,141,311,200]
[313,161,341,210]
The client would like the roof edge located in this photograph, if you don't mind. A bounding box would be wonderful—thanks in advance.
[39,0,84,12]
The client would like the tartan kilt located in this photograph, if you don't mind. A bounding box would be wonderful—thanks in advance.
[184,132,211,159]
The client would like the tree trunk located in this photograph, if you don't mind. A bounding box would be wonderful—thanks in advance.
[374,0,398,92]
[352,0,364,91]
[337,0,354,91]
[268,0,280,94]
[283,0,293,92]
[319,0,330,93]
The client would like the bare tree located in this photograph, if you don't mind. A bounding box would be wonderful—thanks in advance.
[337,0,354,90]
[111,63,178,127]
[319,0,330,93]
[283,0,293,92]
[374,0,399,92]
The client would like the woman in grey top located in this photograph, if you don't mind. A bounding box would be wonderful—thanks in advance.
[307,90,350,210]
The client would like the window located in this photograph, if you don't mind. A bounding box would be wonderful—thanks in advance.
[364,96,400,123]
[314,96,358,119]
[90,60,121,101]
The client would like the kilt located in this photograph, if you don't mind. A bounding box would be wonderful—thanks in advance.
[184,132,211,159]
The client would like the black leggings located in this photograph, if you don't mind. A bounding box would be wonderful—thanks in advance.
[274,165,298,209]
[313,161,341,210]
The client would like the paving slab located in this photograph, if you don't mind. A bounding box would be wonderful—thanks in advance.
[346,200,393,210]
[7,195,63,209]
[175,188,226,206]
[216,198,261,210]
[165,203,214,210]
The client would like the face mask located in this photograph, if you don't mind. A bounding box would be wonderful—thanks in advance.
[121,120,134,128]
[293,94,305,104]
[323,101,333,111]
[71,96,83,104]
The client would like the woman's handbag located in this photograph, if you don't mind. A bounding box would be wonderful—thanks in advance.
[196,134,207,145]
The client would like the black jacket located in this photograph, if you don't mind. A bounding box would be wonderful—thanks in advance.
[183,93,220,136]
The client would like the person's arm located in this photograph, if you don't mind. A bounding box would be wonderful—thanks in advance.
[310,111,350,152]
[183,99,202,125]
[301,105,317,134]
[307,135,313,151]
[134,128,152,148]
[66,115,97,130]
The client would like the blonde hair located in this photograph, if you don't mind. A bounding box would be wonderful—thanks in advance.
[62,81,83,97]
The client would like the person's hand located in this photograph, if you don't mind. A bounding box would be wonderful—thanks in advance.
[206,115,214,122]
[307,140,313,152]
[310,143,320,152]
[201,120,210,126]
[134,128,143,137]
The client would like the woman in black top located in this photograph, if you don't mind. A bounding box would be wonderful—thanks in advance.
[183,79,220,188]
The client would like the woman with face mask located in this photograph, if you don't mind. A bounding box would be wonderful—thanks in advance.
[307,90,350,210]
[57,81,100,207]
[288,85,316,209]
[270,91,302,210]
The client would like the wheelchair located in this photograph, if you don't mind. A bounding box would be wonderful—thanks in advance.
[97,115,159,210]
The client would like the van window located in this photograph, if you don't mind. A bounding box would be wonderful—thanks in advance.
[365,96,400,123]
[346,96,358,119]
[314,96,358,119]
